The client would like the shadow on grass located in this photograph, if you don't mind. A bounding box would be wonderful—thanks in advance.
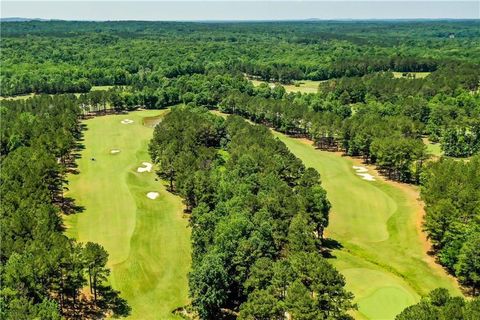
[322,237,343,258]
[62,285,131,319]
[61,196,85,216]
[97,285,132,318]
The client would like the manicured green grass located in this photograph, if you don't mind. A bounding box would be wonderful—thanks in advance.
[273,132,461,320]
[65,110,190,319]
[250,79,323,93]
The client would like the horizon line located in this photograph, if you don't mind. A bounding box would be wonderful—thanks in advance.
[3,17,480,22]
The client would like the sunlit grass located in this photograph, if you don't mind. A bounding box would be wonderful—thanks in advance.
[65,110,190,319]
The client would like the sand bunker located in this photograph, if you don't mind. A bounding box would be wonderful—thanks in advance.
[110,149,121,154]
[121,119,134,124]
[353,166,376,181]
[146,192,159,200]
[352,166,368,173]
[137,162,153,173]
[356,173,376,181]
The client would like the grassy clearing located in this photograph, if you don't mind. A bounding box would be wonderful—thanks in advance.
[91,85,115,91]
[422,138,474,162]
[65,110,190,319]
[0,93,36,100]
[250,79,322,93]
[272,133,461,320]
[0,85,115,100]
[423,137,443,157]
[392,72,431,79]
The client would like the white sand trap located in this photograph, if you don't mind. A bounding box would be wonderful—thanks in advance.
[356,173,376,181]
[121,119,134,124]
[137,162,153,173]
[110,149,121,154]
[353,166,376,181]
[147,192,159,200]
[352,166,368,173]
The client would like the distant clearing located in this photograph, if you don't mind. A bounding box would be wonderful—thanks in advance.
[423,137,443,157]
[90,85,115,91]
[0,92,36,100]
[0,85,116,100]
[392,71,431,79]
[251,79,323,93]
[65,110,190,319]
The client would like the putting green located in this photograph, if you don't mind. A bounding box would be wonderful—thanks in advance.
[273,133,461,320]
[65,110,190,319]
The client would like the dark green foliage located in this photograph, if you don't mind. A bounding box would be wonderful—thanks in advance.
[150,108,354,318]
[3,21,479,161]
[2,20,480,319]
[421,156,480,295]
[2,21,479,96]
[218,90,434,183]
[396,289,480,320]
[0,95,129,318]
[456,233,480,296]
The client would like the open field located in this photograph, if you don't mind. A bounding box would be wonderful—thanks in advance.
[0,85,115,100]
[0,92,36,100]
[272,133,461,320]
[65,110,190,319]
[90,85,115,91]
[423,137,443,157]
[250,79,323,93]
[392,71,431,79]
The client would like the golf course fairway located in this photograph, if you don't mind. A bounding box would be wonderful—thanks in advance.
[65,110,190,319]
[273,132,461,319]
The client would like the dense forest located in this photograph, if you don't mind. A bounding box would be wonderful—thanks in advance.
[396,288,480,320]
[1,20,479,96]
[66,67,480,181]
[1,20,480,319]
[149,108,355,318]
[421,157,480,295]
[0,96,129,318]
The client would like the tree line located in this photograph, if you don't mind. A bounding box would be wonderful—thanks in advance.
[2,20,480,319]
[66,61,480,163]
[396,288,479,320]
[149,107,356,319]
[421,156,480,296]
[0,95,129,319]
[2,20,479,96]
[25,64,477,187]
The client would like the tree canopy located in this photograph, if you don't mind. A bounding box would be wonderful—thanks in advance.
[149,108,355,318]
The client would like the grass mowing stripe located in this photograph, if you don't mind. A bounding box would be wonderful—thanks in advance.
[272,131,461,320]
[65,110,190,319]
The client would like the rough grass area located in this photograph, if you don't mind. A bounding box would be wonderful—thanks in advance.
[273,132,461,320]
[251,79,323,93]
[65,110,190,319]
[0,85,116,100]
[423,137,443,157]
[0,93,36,100]
[392,71,431,79]
[90,85,115,91]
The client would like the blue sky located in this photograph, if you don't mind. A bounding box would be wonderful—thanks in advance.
[2,1,479,21]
